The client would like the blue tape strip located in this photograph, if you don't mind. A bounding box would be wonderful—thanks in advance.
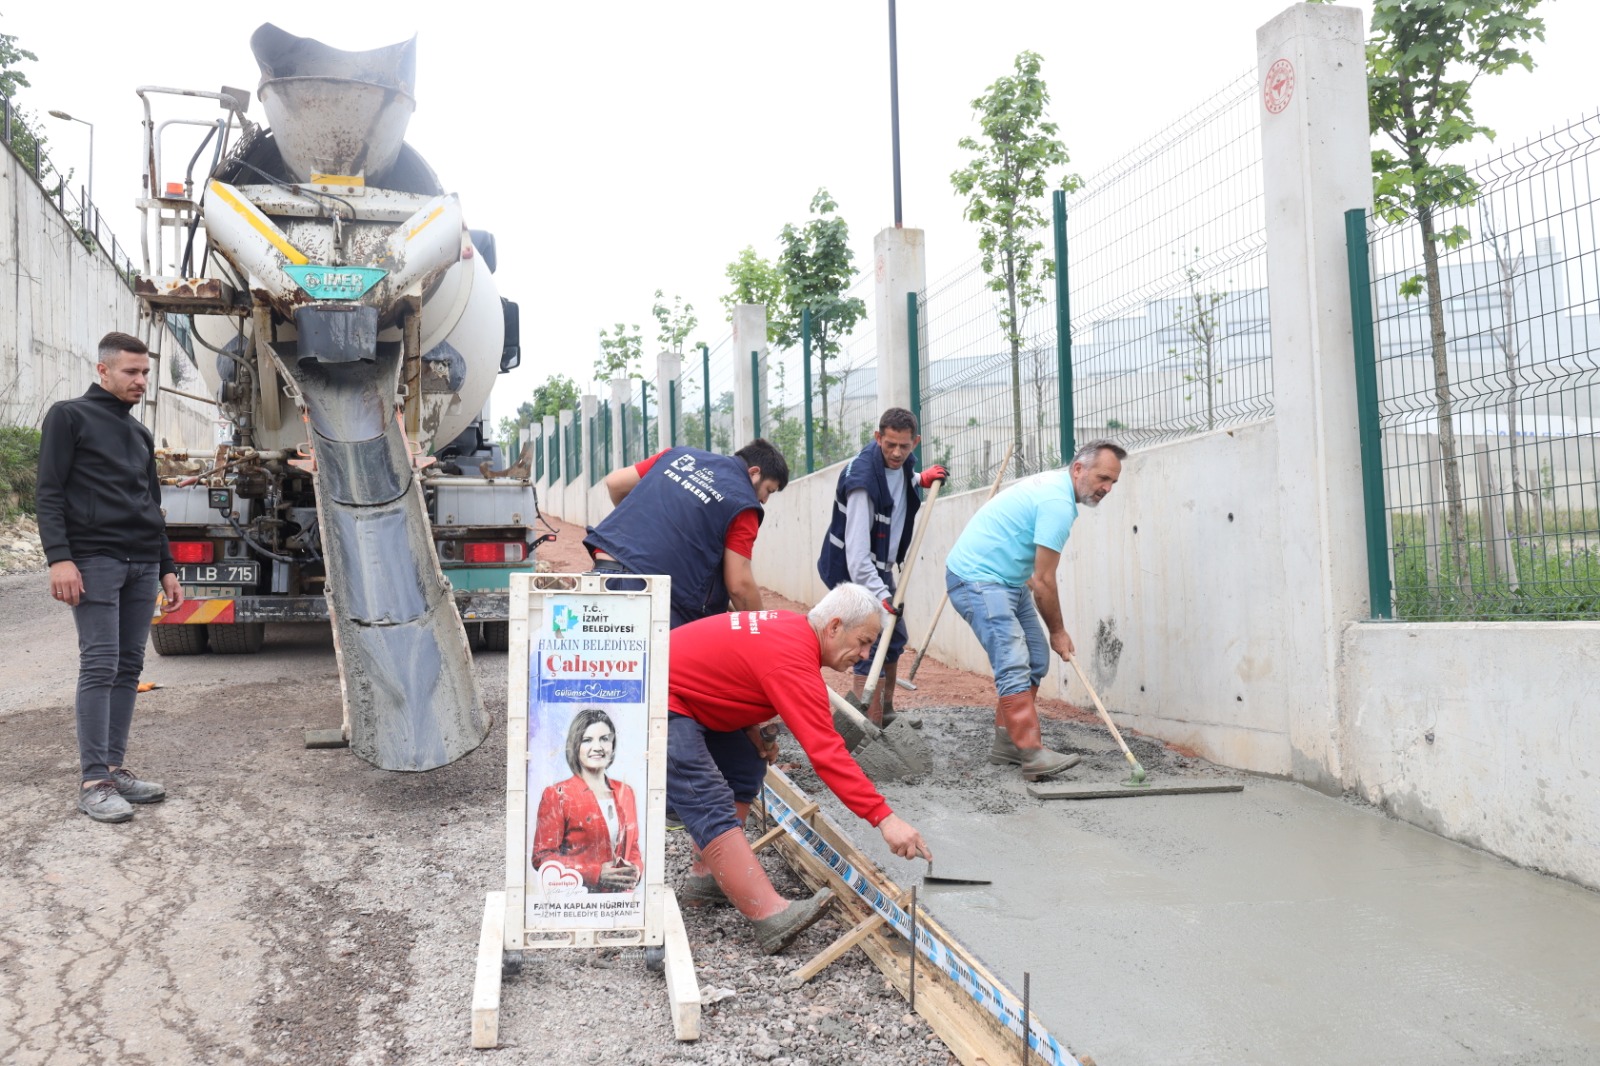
[762,781,1076,1066]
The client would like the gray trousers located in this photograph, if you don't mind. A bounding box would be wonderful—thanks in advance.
[71,556,158,783]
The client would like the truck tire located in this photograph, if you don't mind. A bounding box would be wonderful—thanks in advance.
[151,624,209,656]
[208,622,265,654]
[482,621,509,651]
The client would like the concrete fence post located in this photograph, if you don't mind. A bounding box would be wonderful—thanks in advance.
[607,378,630,471]
[731,303,767,448]
[1257,2,1372,790]
[874,227,927,417]
[541,414,558,498]
[656,350,682,453]
[576,393,598,522]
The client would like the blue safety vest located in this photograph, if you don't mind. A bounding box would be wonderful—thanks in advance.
[585,447,762,625]
[816,441,921,589]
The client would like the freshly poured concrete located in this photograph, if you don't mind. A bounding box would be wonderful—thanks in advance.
[838,764,1600,1065]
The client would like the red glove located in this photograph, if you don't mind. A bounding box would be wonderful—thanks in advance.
[881,598,901,617]
[918,465,949,488]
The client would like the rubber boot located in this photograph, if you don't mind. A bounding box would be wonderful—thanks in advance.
[993,690,1080,781]
[699,827,835,954]
[878,660,900,726]
[849,671,883,726]
[684,802,749,907]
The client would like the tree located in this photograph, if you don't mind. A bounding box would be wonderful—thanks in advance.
[529,374,580,420]
[951,51,1081,475]
[774,188,867,452]
[721,247,785,344]
[0,23,53,180]
[1365,0,1544,597]
[496,374,579,451]
[1481,205,1530,551]
[651,290,698,355]
[595,323,643,384]
[1168,252,1227,433]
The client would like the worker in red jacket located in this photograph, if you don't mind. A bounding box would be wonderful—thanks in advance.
[666,582,932,955]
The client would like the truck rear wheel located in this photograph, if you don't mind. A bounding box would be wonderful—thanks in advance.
[151,624,209,656]
[208,622,265,654]
[482,621,509,651]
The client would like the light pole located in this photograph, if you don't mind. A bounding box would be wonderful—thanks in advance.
[47,109,94,208]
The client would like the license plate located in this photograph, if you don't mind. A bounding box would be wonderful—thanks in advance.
[177,562,260,585]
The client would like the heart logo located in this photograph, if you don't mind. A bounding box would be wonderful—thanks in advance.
[537,860,584,894]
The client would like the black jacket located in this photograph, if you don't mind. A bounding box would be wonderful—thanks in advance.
[36,384,176,574]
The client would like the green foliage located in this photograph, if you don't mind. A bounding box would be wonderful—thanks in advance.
[529,374,580,420]
[950,51,1081,474]
[0,22,52,179]
[774,189,867,440]
[498,375,580,450]
[1168,252,1227,432]
[595,323,643,383]
[1368,0,1544,230]
[1389,509,1600,620]
[0,424,42,518]
[721,247,785,343]
[1364,0,1545,598]
[652,290,698,355]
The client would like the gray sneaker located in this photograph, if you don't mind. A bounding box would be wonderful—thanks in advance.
[109,767,166,804]
[752,888,835,955]
[78,781,134,823]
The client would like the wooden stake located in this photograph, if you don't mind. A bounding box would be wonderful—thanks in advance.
[661,890,701,1040]
[470,892,505,1049]
[752,802,817,852]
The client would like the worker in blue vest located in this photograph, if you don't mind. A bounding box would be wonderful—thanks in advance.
[585,439,789,628]
[816,408,947,725]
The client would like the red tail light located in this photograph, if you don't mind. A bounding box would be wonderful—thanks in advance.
[463,541,527,563]
[171,541,214,564]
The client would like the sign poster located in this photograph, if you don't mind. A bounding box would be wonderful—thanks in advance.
[525,594,652,930]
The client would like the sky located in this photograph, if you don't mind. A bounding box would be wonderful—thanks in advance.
[5,1,1596,422]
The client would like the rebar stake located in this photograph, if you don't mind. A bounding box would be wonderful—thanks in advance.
[908,885,918,1014]
[1022,971,1031,1065]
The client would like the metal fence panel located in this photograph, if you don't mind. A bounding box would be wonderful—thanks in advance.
[1368,112,1600,621]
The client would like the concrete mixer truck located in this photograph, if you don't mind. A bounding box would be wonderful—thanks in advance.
[130,24,541,771]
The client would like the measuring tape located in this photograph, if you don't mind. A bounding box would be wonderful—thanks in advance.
[761,782,1077,1066]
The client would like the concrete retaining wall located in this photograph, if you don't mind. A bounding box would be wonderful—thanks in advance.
[1,148,211,446]
[1340,622,1600,888]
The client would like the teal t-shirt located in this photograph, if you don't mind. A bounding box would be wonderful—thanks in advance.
[945,472,1078,586]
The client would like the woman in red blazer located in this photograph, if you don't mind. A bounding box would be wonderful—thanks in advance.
[533,708,642,892]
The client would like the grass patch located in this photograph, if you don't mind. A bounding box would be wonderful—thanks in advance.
[0,425,42,520]
[1389,510,1600,620]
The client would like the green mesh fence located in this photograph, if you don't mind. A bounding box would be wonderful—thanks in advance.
[1366,111,1600,621]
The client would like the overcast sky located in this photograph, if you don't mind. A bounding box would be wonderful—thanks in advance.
[6,2,1595,420]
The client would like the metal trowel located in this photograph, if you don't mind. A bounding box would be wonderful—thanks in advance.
[923,861,992,886]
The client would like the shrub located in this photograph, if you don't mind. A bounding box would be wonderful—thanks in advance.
[0,425,42,519]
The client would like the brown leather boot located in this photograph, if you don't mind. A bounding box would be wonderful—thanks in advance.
[993,690,1080,781]
[879,660,901,725]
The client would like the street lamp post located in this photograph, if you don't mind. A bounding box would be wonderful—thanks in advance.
[47,109,94,209]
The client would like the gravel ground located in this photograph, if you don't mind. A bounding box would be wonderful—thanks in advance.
[2,514,1204,1064]
[0,564,974,1065]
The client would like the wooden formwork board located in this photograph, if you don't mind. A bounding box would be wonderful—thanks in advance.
[762,769,1083,1066]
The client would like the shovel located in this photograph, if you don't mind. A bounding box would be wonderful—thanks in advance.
[854,480,943,712]
[900,445,1013,690]
[827,687,931,782]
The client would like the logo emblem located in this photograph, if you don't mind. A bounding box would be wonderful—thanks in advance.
[1263,58,1295,115]
[284,264,387,301]
[671,454,696,473]
[550,604,580,636]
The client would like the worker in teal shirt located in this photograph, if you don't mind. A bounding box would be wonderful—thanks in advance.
[944,440,1126,781]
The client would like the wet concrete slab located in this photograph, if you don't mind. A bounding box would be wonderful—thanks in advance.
[820,729,1600,1066]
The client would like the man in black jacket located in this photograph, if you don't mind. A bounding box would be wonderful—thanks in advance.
[37,332,184,823]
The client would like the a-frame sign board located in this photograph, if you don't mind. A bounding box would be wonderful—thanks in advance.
[471,572,700,1047]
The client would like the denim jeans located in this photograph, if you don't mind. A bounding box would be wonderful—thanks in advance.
[71,556,159,783]
[665,712,768,848]
[945,569,1049,698]
[850,573,907,675]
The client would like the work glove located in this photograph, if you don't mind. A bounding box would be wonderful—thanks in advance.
[881,598,901,617]
[918,464,949,488]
